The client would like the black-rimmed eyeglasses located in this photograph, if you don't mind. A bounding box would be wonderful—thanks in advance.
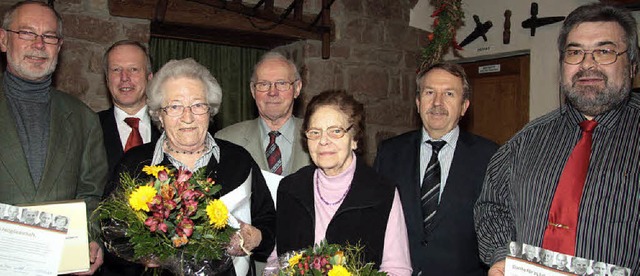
[5,29,61,45]
[563,49,627,65]
[305,125,353,140]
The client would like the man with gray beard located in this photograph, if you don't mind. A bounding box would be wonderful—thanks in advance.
[475,3,640,276]
[375,62,497,275]
[0,1,106,274]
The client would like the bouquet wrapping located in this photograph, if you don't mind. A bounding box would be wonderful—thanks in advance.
[271,241,386,276]
[96,165,236,275]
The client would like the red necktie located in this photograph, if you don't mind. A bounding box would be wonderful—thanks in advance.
[542,120,598,255]
[124,117,143,152]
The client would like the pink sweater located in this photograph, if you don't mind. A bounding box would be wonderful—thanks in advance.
[265,155,412,276]
[313,155,412,276]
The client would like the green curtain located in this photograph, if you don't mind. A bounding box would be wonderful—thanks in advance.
[149,37,266,132]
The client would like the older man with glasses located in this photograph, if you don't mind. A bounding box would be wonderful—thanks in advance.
[0,1,107,274]
[215,51,310,176]
[474,3,640,275]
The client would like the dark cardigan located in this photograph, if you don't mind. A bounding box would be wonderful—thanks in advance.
[105,139,276,276]
[276,159,395,267]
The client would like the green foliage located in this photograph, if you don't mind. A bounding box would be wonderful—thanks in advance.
[96,166,234,265]
[278,240,387,276]
[420,0,465,70]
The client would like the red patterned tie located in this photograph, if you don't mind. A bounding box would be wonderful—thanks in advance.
[266,131,282,175]
[542,120,598,255]
[124,117,143,152]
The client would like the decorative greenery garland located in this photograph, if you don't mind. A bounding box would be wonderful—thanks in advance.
[419,0,465,71]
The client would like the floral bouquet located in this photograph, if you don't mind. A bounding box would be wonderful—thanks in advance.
[275,241,387,276]
[96,165,236,275]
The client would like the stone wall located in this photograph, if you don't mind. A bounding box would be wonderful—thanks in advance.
[0,0,426,162]
[278,0,427,161]
[0,0,150,111]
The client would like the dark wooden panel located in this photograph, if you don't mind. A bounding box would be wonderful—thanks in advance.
[150,22,301,49]
[600,0,640,10]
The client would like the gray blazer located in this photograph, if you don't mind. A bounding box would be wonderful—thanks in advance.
[215,117,311,176]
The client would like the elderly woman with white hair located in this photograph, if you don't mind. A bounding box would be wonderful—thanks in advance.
[106,58,275,276]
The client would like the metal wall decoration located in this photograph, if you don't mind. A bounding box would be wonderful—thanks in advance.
[521,2,565,36]
[459,14,493,48]
[503,10,511,44]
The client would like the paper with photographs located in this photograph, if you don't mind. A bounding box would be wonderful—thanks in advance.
[22,200,90,274]
[505,241,632,276]
[0,203,69,276]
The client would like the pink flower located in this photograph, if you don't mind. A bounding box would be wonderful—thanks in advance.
[183,199,199,216]
[144,213,168,233]
[176,218,194,237]
[157,170,169,181]
[312,257,323,270]
[182,189,204,201]
[176,168,193,183]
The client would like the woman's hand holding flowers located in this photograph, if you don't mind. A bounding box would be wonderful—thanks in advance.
[227,221,262,256]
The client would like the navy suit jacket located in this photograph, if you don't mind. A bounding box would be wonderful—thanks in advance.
[98,106,161,183]
[374,129,498,276]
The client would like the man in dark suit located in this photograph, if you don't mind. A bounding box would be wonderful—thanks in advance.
[0,1,107,274]
[374,62,497,276]
[98,40,160,276]
[98,40,160,183]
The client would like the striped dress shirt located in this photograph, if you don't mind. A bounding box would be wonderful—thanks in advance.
[474,92,640,273]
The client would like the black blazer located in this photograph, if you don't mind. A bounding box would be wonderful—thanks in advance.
[101,139,276,276]
[374,130,498,276]
[276,160,395,267]
[98,106,161,182]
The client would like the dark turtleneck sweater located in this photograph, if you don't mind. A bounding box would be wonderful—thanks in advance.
[3,72,51,187]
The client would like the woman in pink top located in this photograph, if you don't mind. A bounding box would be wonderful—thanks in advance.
[275,90,412,276]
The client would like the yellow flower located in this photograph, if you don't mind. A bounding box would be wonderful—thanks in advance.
[328,265,351,276]
[288,253,302,267]
[142,165,167,178]
[206,199,229,229]
[128,186,157,211]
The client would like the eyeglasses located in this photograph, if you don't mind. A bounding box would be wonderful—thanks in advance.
[563,49,628,65]
[305,125,353,140]
[5,29,61,45]
[252,80,297,92]
[161,103,210,117]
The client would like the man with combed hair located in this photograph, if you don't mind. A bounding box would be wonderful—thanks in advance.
[474,3,640,275]
[99,40,160,194]
[215,51,310,176]
[0,1,107,274]
[374,62,497,275]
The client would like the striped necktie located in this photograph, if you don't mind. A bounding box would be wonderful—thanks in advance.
[421,140,446,231]
[266,131,283,175]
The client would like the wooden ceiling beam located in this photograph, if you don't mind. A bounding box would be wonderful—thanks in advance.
[108,0,327,41]
[150,21,301,50]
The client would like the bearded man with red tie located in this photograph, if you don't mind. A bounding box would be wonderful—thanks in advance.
[474,3,640,275]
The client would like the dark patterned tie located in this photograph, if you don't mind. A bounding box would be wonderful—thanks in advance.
[124,117,143,152]
[542,120,597,255]
[266,131,283,175]
[421,140,446,231]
